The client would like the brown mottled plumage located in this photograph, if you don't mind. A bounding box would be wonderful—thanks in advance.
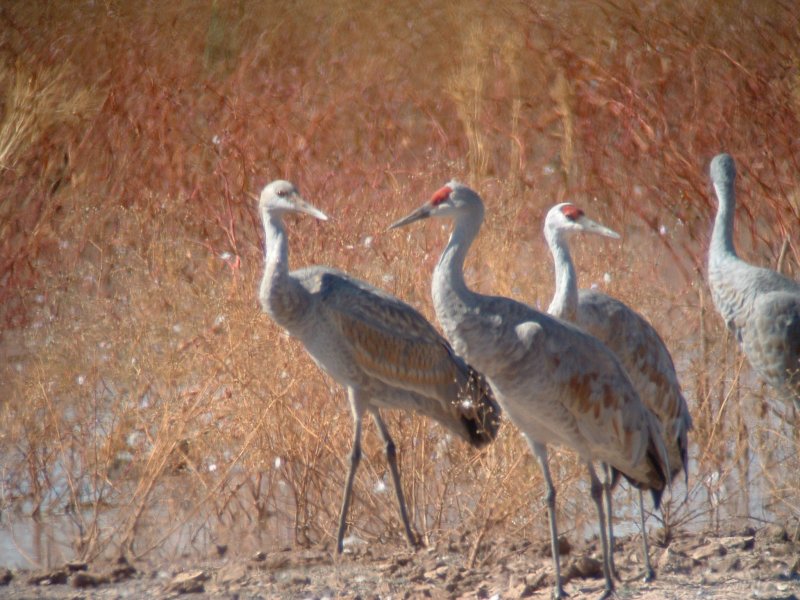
[544,202,692,582]
[257,180,501,554]
[390,181,669,600]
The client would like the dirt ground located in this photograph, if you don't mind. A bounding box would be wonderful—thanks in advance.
[3,523,799,599]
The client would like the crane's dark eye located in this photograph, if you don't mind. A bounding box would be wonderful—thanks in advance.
[277,189,288,197]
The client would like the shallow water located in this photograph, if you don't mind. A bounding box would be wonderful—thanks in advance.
[1,403,793,571]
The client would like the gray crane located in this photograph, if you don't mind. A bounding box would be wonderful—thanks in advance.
[390,181,669,600]
[708,154,800,408]
[544,202,692,581]
[256,180,501,554]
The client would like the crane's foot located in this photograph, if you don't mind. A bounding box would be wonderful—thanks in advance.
[551,585,569,599]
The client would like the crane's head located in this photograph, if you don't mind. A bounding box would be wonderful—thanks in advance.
[254,180,329,221]
[709,153,736,188]
[388,180,484,230]
[544,203,620,242]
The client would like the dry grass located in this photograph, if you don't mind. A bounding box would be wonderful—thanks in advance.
[1,0,799,567]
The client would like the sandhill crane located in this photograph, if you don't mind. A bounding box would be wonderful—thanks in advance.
[708,154,800,408]
[390,181,669,599]
[256,180,501,554]
[544,203,692,581]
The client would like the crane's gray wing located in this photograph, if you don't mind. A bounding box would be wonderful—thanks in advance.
[743,290,800,404]
[503,306,664,476]
[554,327,667,483]
[577,290,692,477]
[313,270,467,396]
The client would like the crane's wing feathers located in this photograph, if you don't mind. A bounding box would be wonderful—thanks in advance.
[474,296,664,475]
[577,290,692,477]
[313,269,464,390]
[537,308,670,486]
[743,291,800,403]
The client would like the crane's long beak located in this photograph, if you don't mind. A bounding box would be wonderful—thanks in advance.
[248,191,329,221]
[388,203,433,231]
[577,216,620,239]
[293,195,329,221]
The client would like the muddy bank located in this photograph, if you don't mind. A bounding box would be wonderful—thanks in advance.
[3,522,800,599]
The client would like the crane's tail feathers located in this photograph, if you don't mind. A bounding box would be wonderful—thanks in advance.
[608,467,622,489]
[457,366,502,448]
[649,486,664,512]
[620,437,669,511]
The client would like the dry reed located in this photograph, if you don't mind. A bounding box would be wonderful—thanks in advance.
[1,0,798,567]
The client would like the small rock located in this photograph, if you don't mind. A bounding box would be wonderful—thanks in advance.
[691,542,726,561]
[71,571,110,588]
[0,569,12,586]
[718,535,755,551]
[565,555,603,580]
[65,561,88,572]
[167,570,208,594]
[525,571,547,588]
[252,551,267,562]
[29,569,69,585]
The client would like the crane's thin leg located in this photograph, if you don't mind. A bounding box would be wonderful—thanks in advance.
[336,388,365,554]
[587,462,614,599]
[638,488,655,581]
[526,438,566,600]
[371,409,418,549]
[601,463,620,581]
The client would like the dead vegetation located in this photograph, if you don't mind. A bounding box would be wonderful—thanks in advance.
[1,0,799,569]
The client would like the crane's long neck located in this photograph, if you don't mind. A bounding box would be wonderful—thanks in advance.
[710,179,738,266]
[260,211,308,324]
[432,209,483,342]
[545,230,578,321]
